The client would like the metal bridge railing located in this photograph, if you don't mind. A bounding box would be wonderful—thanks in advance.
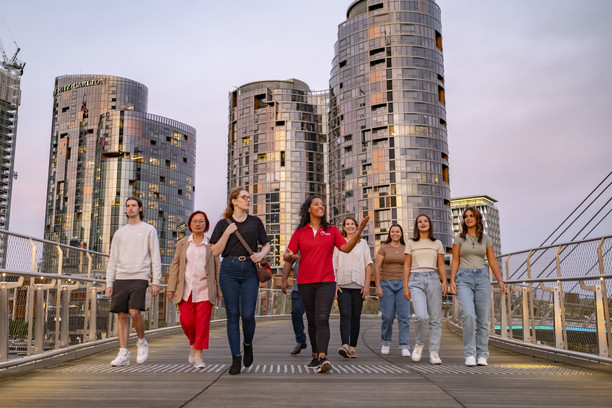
[0,230,382,368]
[448,236,612,360]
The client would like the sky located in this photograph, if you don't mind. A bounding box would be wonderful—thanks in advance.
[1,0,611,254]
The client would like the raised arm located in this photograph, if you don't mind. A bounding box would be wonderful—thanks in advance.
[339,216,370,253]
[211,221,237,257]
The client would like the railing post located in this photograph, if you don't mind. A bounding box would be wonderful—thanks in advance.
[525,250,537,342]
[60,285,70,347]
[89,287,97,342]
[0,282,8,362]
[552,287,565,349]
[521,286,531,343]
[54,245,63,349]
[500,287,508,339]
[596,237,611,357]
[594,284,610,357]
[151,293,159,330]
[35,284,44,354]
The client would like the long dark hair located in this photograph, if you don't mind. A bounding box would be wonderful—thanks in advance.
[459,207,484,243]
[297,196,329,231]
[412,214,435,241]
[384,224,405,245]
[341,216,358,238]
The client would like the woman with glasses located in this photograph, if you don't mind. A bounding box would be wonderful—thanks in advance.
[450,207,506,367]
[167,211,221,369]
[283,197,369,373]
[210,188,270,375]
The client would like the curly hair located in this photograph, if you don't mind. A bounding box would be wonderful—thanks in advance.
[384,224,405,245]
[297,196,329,231]
[412,214,435,241]
[459,207,484,243]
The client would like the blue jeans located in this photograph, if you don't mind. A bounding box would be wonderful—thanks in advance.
[219,257,260,356]
[455,268,491,358]
[379,280,410,348]
[291,290,306,344]
[409,271,443,353]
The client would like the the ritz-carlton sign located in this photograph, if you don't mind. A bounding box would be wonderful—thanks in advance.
[53,78,106,95]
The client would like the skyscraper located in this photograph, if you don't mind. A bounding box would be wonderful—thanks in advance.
[228,79,328,268]
[329,0,452,252]
[451,195,502,256]
[0,46,24,232]
[44,75,196,267]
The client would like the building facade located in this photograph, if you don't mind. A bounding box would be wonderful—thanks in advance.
[44,75,196,268]
[0,53,24,232]
[228,79,328,268]
[329,0,452,252]
[451,195,502,256]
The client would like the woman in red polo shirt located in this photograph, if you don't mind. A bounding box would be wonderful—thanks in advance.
[283,196,369,373]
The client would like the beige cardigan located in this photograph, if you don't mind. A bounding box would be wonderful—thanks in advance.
[167,236,220,305]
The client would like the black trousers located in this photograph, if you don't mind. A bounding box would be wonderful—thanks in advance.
[337,287,363,347]
[298,282,336,355]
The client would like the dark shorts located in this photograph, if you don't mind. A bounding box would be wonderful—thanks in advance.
[110,279,148,313]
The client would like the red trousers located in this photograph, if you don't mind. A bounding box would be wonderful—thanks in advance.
[178,294,213,350]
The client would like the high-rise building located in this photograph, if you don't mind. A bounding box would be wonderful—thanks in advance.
[329,0,452,252]
[228,79,328,268]
[451,195,502,255]
[44,75,196,268]
[0,47,24,232]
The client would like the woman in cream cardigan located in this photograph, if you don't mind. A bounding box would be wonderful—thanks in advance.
[167,210,221,369]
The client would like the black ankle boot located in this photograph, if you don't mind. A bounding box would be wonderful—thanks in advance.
[243,343,253,367]
[229,355,242,375]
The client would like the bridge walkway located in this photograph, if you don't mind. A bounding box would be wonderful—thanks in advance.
[0,317,610,407]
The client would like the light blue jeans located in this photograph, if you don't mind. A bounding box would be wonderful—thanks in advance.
[455,268,491,359]
[408,271,443,354]
[379,280,410,349]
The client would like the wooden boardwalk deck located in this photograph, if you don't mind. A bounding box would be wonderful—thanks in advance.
[0,317,610,407]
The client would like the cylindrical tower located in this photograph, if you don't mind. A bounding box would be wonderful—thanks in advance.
[228,79,328,268]
[329,0,452,251]
[44,74,196,267]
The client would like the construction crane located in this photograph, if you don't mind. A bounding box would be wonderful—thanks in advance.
[0,37,25,75]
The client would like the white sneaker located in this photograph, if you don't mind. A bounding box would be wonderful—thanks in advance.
[193,357,206,369]
[412,344,424,362]
[477,357,488,366]
[136,338,149,364]
[401,348,411,357]
[189,347,196,364]
[465,356,476,366]
[430,352,442,365]
[381,345,390,355]
[111,351,130,366]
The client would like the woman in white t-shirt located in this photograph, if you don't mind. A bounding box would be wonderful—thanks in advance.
[403,214,447,365]
[450,207,506,367]
[334,216,373,359]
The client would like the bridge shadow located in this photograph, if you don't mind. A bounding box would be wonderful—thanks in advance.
[0,317,610,407]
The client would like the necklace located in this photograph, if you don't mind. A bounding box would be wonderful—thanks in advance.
[390,242,401,254]
[468,234,477,248]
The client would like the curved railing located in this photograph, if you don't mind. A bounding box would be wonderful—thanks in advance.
[448,236,612,361]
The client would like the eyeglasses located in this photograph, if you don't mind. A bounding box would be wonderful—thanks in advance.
[241,195,252,201]
[191,220,206,225]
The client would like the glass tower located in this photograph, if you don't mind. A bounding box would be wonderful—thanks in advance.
[228,79,328,269]
[452,195,502,256]
[329,0,452,252]
[44,75,196,269]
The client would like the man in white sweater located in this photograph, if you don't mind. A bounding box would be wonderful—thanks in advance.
[106,197,161,366]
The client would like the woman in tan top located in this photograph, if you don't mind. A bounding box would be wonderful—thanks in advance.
[167,211,221,369]
[374,224,411,357]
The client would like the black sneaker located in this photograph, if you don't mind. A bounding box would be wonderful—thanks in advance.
[317,356,332,373]
[307,356,319,370]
